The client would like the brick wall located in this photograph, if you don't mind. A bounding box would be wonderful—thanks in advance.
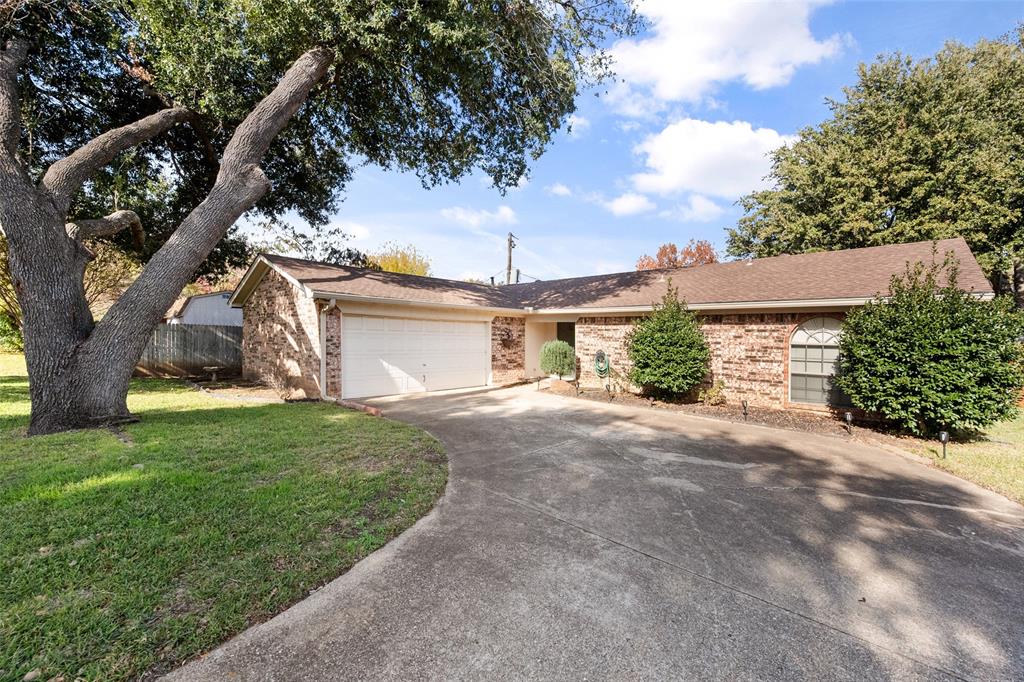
[242,268,321,398]
[491,316,526,385]
[702,313,803,408]
[323,307,342,399]
[576,316,639,390]
[576,312,836,408]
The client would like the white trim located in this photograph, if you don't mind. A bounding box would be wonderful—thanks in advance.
[485,319,493,386]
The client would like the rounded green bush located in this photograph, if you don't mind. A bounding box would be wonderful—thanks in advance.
[540,339,575,377]
[836,258,1024,436]
[627,283,709,396]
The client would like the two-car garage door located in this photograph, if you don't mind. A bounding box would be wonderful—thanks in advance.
[341,315,489,399]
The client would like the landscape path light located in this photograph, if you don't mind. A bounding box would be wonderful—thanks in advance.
[939,430,949,459]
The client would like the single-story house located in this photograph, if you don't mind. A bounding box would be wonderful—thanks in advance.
[229,237,992,410]
[165,290,243,327]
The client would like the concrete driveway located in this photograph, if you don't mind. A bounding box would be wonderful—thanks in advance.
[168,386,1024,681]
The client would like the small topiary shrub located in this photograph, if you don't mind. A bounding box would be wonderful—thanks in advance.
[836,255,1024,436]
[540,339,575,378]
[698,379,727,406]
[627,282,710,397]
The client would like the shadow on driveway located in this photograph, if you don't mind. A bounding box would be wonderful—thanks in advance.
[168,385,1024,681]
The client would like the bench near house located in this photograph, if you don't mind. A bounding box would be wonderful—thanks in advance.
[228,237,992,410]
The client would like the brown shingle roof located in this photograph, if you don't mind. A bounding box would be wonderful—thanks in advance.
[512,237,992,309]
[261,254,519,308]
[255,238,992,311]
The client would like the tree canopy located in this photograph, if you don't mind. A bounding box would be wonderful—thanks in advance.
[727,27,1024,303]
[5,0,636,272]
[369,242,432,276]
[0,0,638,433]
[636,239,718,270]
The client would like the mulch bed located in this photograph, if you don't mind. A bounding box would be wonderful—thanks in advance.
[545,383,937,454]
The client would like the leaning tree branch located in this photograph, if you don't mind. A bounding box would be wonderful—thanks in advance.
[0,38,29,171]
[85,47,335,367]
[39,106,192,212]
[66,209,144,249]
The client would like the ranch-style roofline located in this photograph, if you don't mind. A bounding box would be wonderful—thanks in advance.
[229,237,995,314]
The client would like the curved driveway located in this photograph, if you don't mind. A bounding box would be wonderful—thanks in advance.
[168,386,1024,681]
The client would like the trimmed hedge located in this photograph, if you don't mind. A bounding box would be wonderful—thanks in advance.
[627,282,709,396]
[836,257,1024,436]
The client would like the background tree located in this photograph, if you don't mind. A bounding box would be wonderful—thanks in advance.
[636,239,718,270]
[626,283,709,396]
[727,28,1024,306]
[836,255,1024,436]
[0,0,638,434]
[369,242,432,276]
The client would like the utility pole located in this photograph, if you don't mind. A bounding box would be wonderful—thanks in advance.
[506,232,517,285]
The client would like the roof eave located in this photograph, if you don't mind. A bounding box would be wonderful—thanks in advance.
[230,255,315,308]
[526,291,995,315]
[309,290,520,314]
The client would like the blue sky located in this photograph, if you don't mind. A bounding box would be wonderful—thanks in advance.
[273,1,1024,282]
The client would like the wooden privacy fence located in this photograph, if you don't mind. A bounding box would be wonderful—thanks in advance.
[135,324,242,377]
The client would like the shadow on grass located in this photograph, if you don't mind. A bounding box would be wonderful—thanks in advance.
[1,384,446,681]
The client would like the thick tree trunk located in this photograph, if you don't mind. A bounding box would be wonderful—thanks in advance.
[0,41,334,435]
[1,188,130,432]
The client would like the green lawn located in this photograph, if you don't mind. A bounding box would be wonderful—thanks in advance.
[910,412,1024,505]
[0,353,447,681]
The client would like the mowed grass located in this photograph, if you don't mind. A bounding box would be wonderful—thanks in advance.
[0,353,447,681]
[910,412,1024,505]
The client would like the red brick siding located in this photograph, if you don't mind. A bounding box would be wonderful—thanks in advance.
[576,312,842,409]
[242,268,321,398]
[491,316,526,385]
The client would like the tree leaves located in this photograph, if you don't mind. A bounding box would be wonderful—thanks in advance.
[626,282,710,396]
[836,255,1024,435]
[727,29,1024,300]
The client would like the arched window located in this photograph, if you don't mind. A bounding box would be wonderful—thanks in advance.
[789,317,844,405]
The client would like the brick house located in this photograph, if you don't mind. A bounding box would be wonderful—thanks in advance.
[229,238,992,410]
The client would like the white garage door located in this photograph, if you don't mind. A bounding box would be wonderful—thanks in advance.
[342,315,489,399]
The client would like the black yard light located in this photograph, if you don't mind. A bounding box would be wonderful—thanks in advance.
[844,411,853,434]
[938,430,949,459]
[741,400,748,421]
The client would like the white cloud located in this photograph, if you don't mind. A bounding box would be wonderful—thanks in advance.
[545,182,572,197]
[661,194,725,222]
[440,205,518,228]
[337,221,371,241]
[604,192,656,216]
[632,118,794,198]
[567,114,591,137]
[610,1,845,111]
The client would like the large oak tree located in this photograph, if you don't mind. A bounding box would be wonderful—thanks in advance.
[1,0,636,434]
[727,28,1024,305]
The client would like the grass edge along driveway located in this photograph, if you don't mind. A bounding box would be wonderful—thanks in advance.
[0,354,447,681]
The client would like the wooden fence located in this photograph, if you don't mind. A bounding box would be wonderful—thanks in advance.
[135,324,242,378]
